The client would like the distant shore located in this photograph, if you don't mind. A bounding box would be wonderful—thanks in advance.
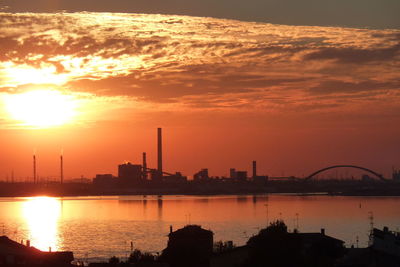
[0,179,399,198]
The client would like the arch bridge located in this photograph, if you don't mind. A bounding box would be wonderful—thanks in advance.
[304,165,387,181]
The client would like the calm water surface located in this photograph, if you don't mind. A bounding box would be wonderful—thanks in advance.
[0,195,399,262]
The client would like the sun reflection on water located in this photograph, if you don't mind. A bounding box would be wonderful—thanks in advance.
[22,197,61,251]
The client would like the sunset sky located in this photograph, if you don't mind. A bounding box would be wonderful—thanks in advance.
[0,2,399,180]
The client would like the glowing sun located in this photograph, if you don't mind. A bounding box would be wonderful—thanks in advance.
[4,90,77,128]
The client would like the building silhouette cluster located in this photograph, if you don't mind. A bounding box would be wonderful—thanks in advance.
[93,128,269,190]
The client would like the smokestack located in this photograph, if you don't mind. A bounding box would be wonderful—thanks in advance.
[142,152,148,180]
[33,154,36,184]
[252,161,257,178]
[157,128,163,175]
[60,153,64,184]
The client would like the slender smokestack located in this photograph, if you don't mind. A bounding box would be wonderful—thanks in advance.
[157,128,163,175]
[33,154,36,184]
[142,152,148,180]
[252,161,257,178]
[60,153,64,184]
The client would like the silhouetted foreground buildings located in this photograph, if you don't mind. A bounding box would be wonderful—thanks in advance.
[371,227,400,258]
[1,223,398,267]
[242,221,345,267]
[86,223,399,267]
[161,225,213,267]
[0,236,73,266]
[336,226,400,267]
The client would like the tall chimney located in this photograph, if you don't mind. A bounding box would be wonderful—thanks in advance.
[33,154,36,184]
[60,154,64,184]
[142,152,148,180]
[252,161,257,178]
[157,128,163,175]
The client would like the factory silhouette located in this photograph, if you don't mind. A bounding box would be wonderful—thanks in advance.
[93,128,268,189]
[1,127,400,197]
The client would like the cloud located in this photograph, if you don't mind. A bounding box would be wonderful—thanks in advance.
[0,12,399,116]
[309,80,400,95]
[303,44,400,63]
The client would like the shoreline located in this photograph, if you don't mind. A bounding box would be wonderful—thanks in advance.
[0,191,399,198]
[1,179,400,198]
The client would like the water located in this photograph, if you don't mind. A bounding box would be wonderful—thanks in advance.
[0,194,399,262]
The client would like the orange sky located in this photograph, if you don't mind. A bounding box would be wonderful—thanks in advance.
[0,13,399,180]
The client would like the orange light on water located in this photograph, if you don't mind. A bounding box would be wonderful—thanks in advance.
[22,197,61,251]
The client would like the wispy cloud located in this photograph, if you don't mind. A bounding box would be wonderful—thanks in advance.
[0,12,399,120]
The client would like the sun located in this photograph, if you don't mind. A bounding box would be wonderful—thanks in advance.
[4,89,78,128]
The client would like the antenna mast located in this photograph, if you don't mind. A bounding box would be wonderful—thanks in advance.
[368,211,374,246]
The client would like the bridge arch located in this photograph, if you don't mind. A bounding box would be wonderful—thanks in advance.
[305,165,387,181]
